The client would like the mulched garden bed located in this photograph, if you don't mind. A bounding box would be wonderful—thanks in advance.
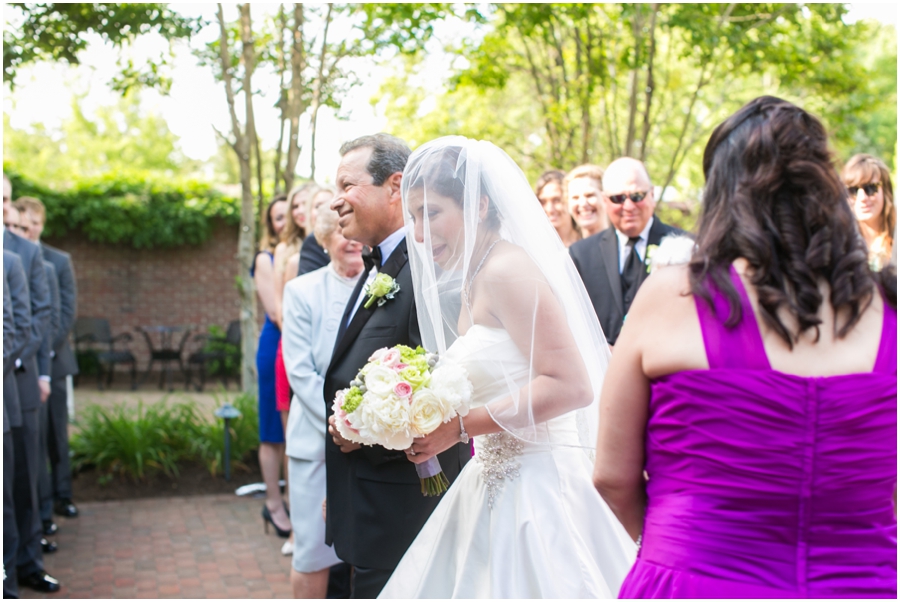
[72,455,264,502]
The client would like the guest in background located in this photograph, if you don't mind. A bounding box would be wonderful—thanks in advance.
[594,96,897,598]
[536,170,580,247]
[292,187,335,278]
[252,195,292,539]
[3,203,29,238]
[570,158,680,345]
[274,183,318,326]
[565,164,608,238]
[4,250,30,598]
[842,153,895,271]
[282,203,363,598]
[14,197,80,530]
[2,176,58,593]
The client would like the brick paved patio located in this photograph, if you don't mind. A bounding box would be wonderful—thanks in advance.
[20,494,293,599]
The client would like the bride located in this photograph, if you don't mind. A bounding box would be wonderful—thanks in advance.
[379,137,635,598]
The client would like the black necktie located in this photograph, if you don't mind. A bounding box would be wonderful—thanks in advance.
[361,245,382,273]
[621,236,643,314]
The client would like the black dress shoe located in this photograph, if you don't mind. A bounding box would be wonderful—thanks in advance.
[53,498,78,518]
[43,519,58,535]
[19,570,61,593]
[41,538,58,554]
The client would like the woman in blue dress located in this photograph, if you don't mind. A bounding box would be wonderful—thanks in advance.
[252,194,292,537]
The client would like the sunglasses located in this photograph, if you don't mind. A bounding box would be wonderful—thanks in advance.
[848,183,881,197]
[605,191,649,205]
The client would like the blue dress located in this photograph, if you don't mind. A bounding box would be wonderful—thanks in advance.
[252,251,285,444]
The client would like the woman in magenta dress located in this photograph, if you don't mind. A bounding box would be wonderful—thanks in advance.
[594,96,896,598]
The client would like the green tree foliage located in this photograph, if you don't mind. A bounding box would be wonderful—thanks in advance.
[376,4,895,196]
[4,3,201,92]
[5,166,239,249]
[4,92,191,184]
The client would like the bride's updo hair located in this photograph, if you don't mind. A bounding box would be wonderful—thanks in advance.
[409,144,501,230]
[691,95,894,348]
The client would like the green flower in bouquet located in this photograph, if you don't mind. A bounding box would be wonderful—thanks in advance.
[342,388,364,413]
[400,365,431,391]
[364,273,400,308]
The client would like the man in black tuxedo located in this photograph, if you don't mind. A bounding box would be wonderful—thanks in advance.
[570,157,682,345]
[3,174,61,593]
[18,196,81,526]
[323,134,470,598]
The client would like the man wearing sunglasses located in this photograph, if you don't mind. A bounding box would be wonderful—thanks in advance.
[570,157,682,345]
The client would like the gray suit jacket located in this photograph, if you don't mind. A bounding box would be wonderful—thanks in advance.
[282,264,358,462]
[3,269,12,433]
[4,250,31,428]
[3,229,50,364]
[41,243,78,377]
[38,259,60,378]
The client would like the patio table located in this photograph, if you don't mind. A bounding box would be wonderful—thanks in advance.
[136,325,193,391]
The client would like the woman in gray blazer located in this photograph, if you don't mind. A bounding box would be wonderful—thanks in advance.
[281,204,365,598]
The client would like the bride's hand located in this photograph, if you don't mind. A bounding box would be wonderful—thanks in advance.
[404,420,462,464]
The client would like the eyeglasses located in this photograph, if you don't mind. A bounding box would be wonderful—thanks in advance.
[848,182,881,197]
[605,191,649,205]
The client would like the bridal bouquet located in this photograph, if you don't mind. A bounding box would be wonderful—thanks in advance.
[332,344,473,496]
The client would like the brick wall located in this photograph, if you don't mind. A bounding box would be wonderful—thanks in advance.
[46,220,247,373]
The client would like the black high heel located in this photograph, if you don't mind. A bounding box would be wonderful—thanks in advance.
[262,504,291,538]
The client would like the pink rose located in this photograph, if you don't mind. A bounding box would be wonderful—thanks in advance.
[381,349,401,368]
[394,363,408,372]
[393,381,413,398]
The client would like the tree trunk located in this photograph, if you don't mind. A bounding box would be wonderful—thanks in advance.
[638,4,659,161]
[273,4,287,194]
[308,3,334,180]
[217,3,259,394]
[284,3,306,192]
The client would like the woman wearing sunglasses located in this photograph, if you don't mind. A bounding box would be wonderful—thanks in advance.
[842,154,895,271]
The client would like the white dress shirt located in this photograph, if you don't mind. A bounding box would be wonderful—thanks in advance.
[615,217,655,274]
[282,263,359,461]
[345,226,407,327]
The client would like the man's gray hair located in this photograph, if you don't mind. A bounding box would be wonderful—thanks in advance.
[339,133,411,186]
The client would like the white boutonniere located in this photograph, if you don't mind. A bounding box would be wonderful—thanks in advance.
[364,273,400,309]
[645,244,659,273]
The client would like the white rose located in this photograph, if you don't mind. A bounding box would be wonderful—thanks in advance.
[355,392,413,450]
[409,389,454,436]
[364,365,401,397]
[429,362,474,416]
[368,347,390,363]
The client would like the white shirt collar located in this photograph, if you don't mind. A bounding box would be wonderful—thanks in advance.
[615,217,654,273]
[377,226,407,266]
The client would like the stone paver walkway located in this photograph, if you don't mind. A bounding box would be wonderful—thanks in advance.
[21,494,293,599]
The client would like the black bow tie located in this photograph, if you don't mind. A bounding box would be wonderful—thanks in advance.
[362,245,383,272]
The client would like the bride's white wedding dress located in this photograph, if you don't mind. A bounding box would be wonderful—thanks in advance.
[379,325,636,599]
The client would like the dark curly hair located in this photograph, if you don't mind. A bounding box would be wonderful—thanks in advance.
[690,96,896,348]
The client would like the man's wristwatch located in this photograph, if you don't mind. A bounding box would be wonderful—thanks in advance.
[458,415,469,444]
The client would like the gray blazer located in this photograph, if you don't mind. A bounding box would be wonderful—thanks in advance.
[3,229,50,363]
[3,250,31,428]
[41,243,78,377]
[282,264,358,462]
[38,259,60,378]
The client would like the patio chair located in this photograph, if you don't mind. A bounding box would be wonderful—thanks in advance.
[73,317,138,390]
[185,320,241,392]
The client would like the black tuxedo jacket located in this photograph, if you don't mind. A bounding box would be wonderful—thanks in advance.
[323,238,470,570]
[570,219,682,345]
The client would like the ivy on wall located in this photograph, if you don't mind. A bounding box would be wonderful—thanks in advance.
[5,166,240,249]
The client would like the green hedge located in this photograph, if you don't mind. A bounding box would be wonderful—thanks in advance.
[5,165,240,249]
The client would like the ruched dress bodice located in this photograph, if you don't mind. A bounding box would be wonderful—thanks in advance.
[620,268,897,599]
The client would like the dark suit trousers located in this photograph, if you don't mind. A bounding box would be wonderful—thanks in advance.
[4,429,19,598]
[350,565,394,599]
[40,377,71,519]
[37,399,52,522]
[13,408,43,577]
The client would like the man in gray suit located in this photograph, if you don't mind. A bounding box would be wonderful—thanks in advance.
[18,196,80,526]
[4,251,30,598]
[3,174,61,593]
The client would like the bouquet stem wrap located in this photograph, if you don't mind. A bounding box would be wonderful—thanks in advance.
[416,456,450,497]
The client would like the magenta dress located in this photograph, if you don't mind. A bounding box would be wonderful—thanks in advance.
[619,267,897,598]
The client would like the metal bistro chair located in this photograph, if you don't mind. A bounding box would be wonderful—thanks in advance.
[185,320,241,392]
[73,317,138,390]
[136,325,193,392]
